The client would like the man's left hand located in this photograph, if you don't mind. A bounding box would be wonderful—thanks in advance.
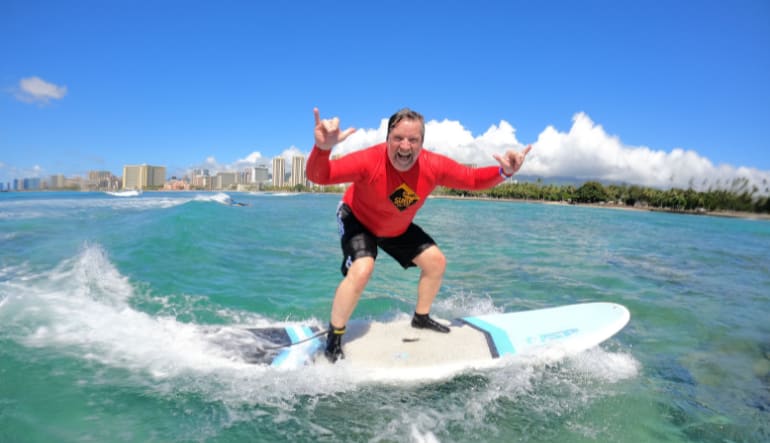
[493,145,532,176]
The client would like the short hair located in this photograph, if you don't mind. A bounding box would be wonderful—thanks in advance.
[387,108,425,141]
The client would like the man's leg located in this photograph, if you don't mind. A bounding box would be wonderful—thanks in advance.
[411,245,450,333]
[330,256,374,328]
[325,256,375,362]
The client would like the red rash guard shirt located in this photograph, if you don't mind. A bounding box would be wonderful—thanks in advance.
[307,143,504,237]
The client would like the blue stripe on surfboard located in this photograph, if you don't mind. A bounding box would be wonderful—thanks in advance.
[286,325,302,343]
[271,349,290,367]
[301,326,323,356]
[271,325,322,367]
[300,326,315,341]
[271,325,301,367]
[462,317,516,357]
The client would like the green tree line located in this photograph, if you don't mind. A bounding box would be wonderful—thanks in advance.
[435,179,770,214]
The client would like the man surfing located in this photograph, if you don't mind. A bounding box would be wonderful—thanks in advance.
[307,107,531,362]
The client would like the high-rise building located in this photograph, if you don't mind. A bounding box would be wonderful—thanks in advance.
[247,166,269,184]
[290,155,306,187]
[49,174,66,189]
[122,164,166,190]
[215,172,237,189]
[22,178,41,190]
[87,170,116,190]
[190,169,210,189]
[272,157,285,188]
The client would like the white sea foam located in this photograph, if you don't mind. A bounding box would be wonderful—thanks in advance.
[409,423,441,443]
[196,192,233,205]
[433,289,503,318]
[0,195,188,219]
[565,346,641,382]
[191,192,256,206]
[2,245,239,370]
[0,244,353,403]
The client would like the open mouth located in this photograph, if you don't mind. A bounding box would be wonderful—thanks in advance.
[395,151,413,165]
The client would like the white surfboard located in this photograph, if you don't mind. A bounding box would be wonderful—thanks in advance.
[242,302,630,381]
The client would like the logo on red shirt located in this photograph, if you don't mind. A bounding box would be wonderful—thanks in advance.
[389,183,420,211]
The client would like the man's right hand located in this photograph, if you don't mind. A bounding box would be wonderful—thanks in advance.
[314,108,356,150]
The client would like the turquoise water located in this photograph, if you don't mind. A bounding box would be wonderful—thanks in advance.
[1,191,768,442]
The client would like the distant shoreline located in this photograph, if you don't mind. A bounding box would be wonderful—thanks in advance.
[4,189,768,221]
[430,194,770,221]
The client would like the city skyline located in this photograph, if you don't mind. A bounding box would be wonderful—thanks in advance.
[2,154,307,192]
[2,1,769,193]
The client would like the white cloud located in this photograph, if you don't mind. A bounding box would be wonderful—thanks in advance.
[201,156,221,170]
[331,120,388,156]
[238,151,264,164]
[192,151,270,175]
[183,156,225,175]
[278,146,306,169]
[15,76,67,104]
[526,112,769,192]
[324,112,770,193]
[231,151,265,171]
[186,113,766,194]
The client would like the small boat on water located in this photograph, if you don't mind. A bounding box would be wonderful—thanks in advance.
[105,189,142,197]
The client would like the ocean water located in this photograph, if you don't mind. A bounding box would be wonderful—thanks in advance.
[1,191,768,443]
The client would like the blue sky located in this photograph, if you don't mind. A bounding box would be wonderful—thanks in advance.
[2,0,769,191]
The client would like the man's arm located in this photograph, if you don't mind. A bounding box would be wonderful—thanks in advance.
[306,146,334,184]
[436,159,503,191]
[434,145,532,191]
[307,144,374,185]
[307,107,359,185]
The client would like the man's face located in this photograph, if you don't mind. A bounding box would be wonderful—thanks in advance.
[386,118,423,172]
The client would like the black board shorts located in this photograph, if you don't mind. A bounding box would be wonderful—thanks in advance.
[336,202,436,276]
